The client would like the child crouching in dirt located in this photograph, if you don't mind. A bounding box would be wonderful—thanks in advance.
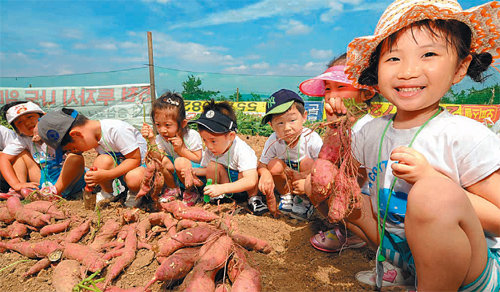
[37,108,147,208]
[141,91,203,206]
[189,100,264,214]
[0,101,85,199]
[325,0,500,290]
[258,89,323,220]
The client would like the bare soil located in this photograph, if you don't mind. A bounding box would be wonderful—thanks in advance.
[0,135,390,292]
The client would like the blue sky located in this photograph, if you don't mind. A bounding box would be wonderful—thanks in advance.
[0,0,493,78]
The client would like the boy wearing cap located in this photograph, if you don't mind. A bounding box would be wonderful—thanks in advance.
[258,89,323,220]
[37,108,147,208]
[189,100,267,215]
[0,101,85,198]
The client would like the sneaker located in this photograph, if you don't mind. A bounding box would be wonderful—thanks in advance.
[355,261,415,289]
[248,196,269,215]
[290,195,314,220]
[278,194,293,214]
[124,191,141,208]
[39,185,59,201]
[310,227,366,253]
[159,187,181,203]
[209,193,226,203]
[182,189,200,206]
[96,190,115,204]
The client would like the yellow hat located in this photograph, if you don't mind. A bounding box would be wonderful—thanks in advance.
[346,0,500,87]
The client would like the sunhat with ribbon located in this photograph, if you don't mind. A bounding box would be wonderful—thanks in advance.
[345,0,500,87]
[299,65,375,97]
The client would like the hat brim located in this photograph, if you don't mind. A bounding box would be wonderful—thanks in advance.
[188,118,232,134]
[6,102,45,124]
[299,71,354,97]
[261,100,295,124]
[345,2,500,88]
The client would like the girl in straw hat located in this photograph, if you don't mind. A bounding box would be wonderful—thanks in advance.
[333,0,500,290]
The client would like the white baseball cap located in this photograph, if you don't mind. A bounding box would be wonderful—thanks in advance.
[5,101,45,124]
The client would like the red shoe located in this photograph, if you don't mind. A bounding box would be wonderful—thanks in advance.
[182,189,200,206]
[159,187,181,203]
[310,226,366,253]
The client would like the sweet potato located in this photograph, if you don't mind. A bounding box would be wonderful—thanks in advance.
[103,224,137,287]
[103,287,147,292]
[181,267,217,292]
[23,258,51,277]
[160,200,219,222]
[63,243,107,272]
[157,225,217,257]
[318,126,342,164]
[231,265,262,292]
[89,219,121,251]
[231,233,272,254]
[1,240,61,258]
[143,247,201,290]
[0,207,15,223]
[196,234,233,271]
[24,201,65,219]
[308,159,338,206]
[52,260,82,292]
[40,220,71,237]
[65,219,91,243]
[0,221,28,238]
[136,218,151,242]
[122,209,139,224]
[6,196,23,216]
[264,192,278,217]
[7,197,51,227]
[136,165,155,200]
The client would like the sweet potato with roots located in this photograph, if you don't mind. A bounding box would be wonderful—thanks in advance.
[143,247,201,290]
[24,201,65,219]
[65,219,91,243]
[103,224,137,287]
[0,207,15,223]
[63,243,107,272]
[0,240,61,258]
[157,225,217,257]
[0,221,29,238]
[308,159,338,206]
[227,246,262,292]
[137,153,164,202]
[231,233,272,254]
[181,266,217,292]
[160,200,219,222]
[40,220,71,237]
[52,260,82,292]
[6,197,51,228]
[23,258,51,278]
[89,219,121,251]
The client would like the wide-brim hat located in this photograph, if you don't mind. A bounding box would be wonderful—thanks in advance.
[188,109,237,133]
[346,0,500,87]
[299,65,374,97]
[6,101,45,124]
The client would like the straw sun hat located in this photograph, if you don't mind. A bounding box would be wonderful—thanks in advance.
[345,0,500,87]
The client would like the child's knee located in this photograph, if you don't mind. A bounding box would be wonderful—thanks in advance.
[267,159,285,175]
[174,157,190,171]
[299,157,314,171]
[65,153,85,167]
[124,167,145,191]
[93,154,115,169]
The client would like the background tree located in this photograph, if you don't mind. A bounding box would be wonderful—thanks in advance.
[181,75,219,100]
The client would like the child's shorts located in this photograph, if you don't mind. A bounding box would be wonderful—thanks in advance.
[382,232,500,291]
[283,159,299,171]
[40,165,86,198]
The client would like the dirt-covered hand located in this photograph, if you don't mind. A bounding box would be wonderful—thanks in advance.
[390,146,438,184]
[203,184,225,198]
[325,96,347,121]
[84,168,110,186]
[292,178,306,195]
[141,123,155,141]
[258,172,275,198]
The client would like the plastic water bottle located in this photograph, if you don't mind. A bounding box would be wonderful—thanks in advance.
[204,179,212,203]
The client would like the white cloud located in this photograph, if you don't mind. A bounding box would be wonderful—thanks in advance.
[61,29,83,40]
[223,65,248,73]
[119,41,141,49]
[251,62,270,70]
[170,0,368,29]
[279,20,311,35]
[310,49,333,60]
[95,43,117,50]
[153,32,237,65]
[73,43,88,50]
[39,42,59,49]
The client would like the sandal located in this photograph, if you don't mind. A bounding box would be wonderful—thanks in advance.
[310,226,366,253]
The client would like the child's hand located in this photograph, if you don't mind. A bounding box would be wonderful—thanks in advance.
[325,97,348,121]
[13,182,39,192]
[84,168,109,187]
[203,184,225,198]
[32,124,42,143]
[141,123,155,141]
[390,146,438,184]
[292,178,306,195]
[258,172,275,198]
[168,135,183,151]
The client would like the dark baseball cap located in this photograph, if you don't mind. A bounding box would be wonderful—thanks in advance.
[261,89,304,124]
[188,109,237,133]
[38,108,79,149]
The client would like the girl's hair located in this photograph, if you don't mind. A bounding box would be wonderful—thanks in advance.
[0,101,43,133]
[151,91,187,135]
[359,19,493,86]
[327,53,378,105]
[198,100,237,133]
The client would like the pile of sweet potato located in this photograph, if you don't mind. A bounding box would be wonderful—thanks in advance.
[0,197,271,292]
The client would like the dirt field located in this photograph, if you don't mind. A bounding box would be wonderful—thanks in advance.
[0,135,388,292]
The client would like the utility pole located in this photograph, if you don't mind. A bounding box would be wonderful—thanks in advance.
[147,31,156,103]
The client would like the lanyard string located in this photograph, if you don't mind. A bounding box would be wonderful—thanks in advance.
[375,107,442,262]
[286,135,301,172]
[214,145,232,184]
[100,131,119,167]
[32,142,50,183]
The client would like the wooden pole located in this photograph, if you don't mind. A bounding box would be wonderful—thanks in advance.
[236,88,239,102]
[147,31,156,103]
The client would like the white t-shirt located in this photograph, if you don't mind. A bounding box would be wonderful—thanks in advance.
[260,128,323,165]
[352,114,375,195]
[353,110,500,237]
[3,134,61,166]
[97,119,148,163]
[156,128,203,159]
[200,136,257,172]
[0,126,17,151]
